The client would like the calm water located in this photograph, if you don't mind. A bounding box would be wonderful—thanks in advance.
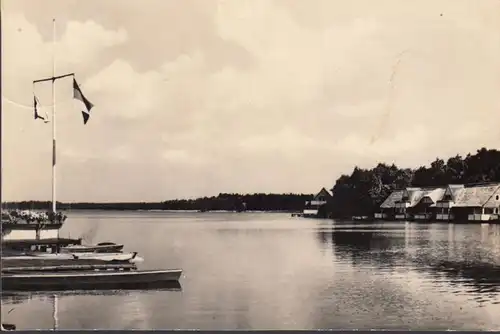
[2,211,500,330]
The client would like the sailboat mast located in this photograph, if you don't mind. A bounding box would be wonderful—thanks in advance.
[51,18,57,215]
[33,20,75,224]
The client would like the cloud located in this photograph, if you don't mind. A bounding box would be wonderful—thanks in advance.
[2,13,127,83]
[2,0,500,201]
[59,20,127,64]
[335,125,429,158]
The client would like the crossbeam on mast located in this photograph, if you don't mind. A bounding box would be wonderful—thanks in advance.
[33,72,75,84]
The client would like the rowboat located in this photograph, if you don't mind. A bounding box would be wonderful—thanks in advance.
[2,251,144,268]
[61,242,124,253]
[5,251,142,262]
[2,269,183,291]
[1,324,16,331]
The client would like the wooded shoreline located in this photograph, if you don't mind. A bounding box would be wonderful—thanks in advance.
[2,193,313,213]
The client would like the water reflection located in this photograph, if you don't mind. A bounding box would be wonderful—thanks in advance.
[1,281,182,304]
[1,283,183,330]
[316,222,500,306]
[2,280,182,293]
[2,281,182,294]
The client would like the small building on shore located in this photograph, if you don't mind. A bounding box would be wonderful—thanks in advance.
[375,182,500,222]
[302,187,332,218]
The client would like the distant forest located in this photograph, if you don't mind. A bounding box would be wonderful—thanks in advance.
[322,148,500,219]
[2,193,313,212]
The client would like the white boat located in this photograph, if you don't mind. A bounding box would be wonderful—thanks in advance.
[61,242,124,253]
[3,251,143,263]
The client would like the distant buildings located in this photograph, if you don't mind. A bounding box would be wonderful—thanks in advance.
[376,183,500,222]
[295,188,332,218]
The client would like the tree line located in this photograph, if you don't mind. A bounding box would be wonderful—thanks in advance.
[322,147,500,219]
[2,193,313,212]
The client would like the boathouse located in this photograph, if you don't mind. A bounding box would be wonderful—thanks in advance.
[441,183,500,222]
[375,190,403,220]
[393,187,426,220]
[376,183,500,222]
[435,184,465,221]
[410,187,446,221]
[302,187,332,218]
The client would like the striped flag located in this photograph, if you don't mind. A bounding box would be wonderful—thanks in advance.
[73,78,94,124]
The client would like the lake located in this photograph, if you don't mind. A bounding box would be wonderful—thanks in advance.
[2,211,500,330]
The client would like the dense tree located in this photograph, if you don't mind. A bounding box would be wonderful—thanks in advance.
[326,148,500,219]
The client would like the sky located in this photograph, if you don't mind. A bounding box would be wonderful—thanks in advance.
[2,0,500,202]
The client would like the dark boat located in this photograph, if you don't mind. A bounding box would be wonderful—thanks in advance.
[1,323,16,331]
[2,269,183,291]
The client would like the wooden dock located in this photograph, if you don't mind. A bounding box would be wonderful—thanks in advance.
[2,238,82,252]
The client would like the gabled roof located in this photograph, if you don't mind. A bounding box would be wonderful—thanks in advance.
[380,190,403,208]
[454,184,500,208]
[407,188,425,207]
[400,187,429,207]
[314,187,332,199]
[422,188,446,207]
[379,183,500,210]
[440,184,465,202]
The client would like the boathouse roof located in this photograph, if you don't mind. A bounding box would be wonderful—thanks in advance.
[423,188,447,207]
[313,187,332,200]
[379,183,500,209]
[453,183,500,208]
[380,190,403,208]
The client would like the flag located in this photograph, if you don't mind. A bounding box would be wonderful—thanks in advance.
[33,95,49,123]
[73,78,94,124]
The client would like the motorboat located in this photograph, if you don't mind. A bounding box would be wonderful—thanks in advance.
[60,242,124,253]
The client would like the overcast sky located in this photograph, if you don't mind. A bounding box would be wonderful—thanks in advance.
[2,0,500,202]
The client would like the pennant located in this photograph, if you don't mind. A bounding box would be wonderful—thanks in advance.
[73,78,94,124]
[33,95,49,123]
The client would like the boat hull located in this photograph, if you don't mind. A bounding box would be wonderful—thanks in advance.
[61,244,124,253]
[9,251,139,261]
[1,323,16,331]
[2,257,134,268]
[2,269,183,291]
[2,252,143,268]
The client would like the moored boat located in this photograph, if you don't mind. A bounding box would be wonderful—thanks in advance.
[1,323,16,331]
[2,269,183,291]
[61,242,124,253]
[3,251,143,263]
